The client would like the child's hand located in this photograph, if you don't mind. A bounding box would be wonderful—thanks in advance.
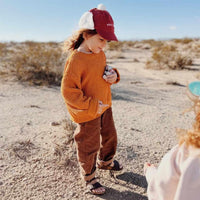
[144,162,155,175]
[97,100,109,114]
[104,70,117,84]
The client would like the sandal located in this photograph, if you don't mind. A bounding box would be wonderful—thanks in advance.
[86,178,105,195]
[98,160,123,171]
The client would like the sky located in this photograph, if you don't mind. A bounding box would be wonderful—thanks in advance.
[0,0,200,42]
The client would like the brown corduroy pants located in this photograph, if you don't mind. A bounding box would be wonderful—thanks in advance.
[74,107,117,181]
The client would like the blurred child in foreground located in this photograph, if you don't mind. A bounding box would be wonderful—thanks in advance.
[144,84,200,200]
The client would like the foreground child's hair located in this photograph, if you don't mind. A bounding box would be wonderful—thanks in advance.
[178,102,200,148]
[63,29,97,52]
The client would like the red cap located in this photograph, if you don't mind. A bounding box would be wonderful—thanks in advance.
[90,8,118,41]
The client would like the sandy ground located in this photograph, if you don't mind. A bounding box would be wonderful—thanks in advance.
[0,47,199,200]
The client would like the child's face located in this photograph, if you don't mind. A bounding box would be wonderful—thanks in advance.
[84,34,107,54]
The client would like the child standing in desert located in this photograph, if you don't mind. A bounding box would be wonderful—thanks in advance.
[61,4,122,195]
[144,82,200,200]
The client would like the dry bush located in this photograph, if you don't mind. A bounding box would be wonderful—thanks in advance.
[12,42,65,86]
[53,119,77,168]
[123,40,137,48]
[1,41,66,86]
[9,140,37,161]
[194,44,200,51]
[141,39,163,48]
[133,40,163,50]
[62,118,77,144]
[193,44,200,57]
[107,41,124,51]
[172,38,194,44]
[0,42,7,56]
[53,142,77,168]
[146,44,193,70]
[0,43,12,75]
[107,40,137,51]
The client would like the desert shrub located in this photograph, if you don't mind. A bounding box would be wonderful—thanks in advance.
[53,142,77,168]
[62,119,76,136]
[107,40,138,51]
[9,140,37,161]
[0,43,14,75]
[123,40,137,48]
[0,42,7,56]
[53,119,77,168]
[172,38,194,44]
[141,39,163,48]
[133,40,163,49]
[146,44,193,70]
[12,42,65,86]
[107,41,123,51]
[193,44,200,56]
[107,40,163,50]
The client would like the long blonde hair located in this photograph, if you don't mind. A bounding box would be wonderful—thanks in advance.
[63,29,97,53]
[178,102,200,148]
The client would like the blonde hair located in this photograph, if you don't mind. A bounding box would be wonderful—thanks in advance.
[63,29,97,53]
[178,103,200,148]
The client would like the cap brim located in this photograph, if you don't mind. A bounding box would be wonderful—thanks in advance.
[97,29,118,41]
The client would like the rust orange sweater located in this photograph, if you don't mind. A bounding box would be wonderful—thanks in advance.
[61,50,120,123]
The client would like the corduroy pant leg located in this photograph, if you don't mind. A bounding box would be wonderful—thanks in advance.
[98,107,117,167]
[74,117,101,181]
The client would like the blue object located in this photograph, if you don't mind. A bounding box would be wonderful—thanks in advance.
[188,81,200,96]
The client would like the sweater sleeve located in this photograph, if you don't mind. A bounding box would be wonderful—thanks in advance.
[174,157,200,200]
[113,68,120,84]
[61,61,98,118]
[145,145,180,200]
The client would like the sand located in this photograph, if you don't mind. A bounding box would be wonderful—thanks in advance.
[0,46,199,200]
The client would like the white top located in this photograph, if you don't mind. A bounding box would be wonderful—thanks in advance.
[145,143,200,200]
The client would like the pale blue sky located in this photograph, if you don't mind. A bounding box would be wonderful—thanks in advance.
[0,0,200,42]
